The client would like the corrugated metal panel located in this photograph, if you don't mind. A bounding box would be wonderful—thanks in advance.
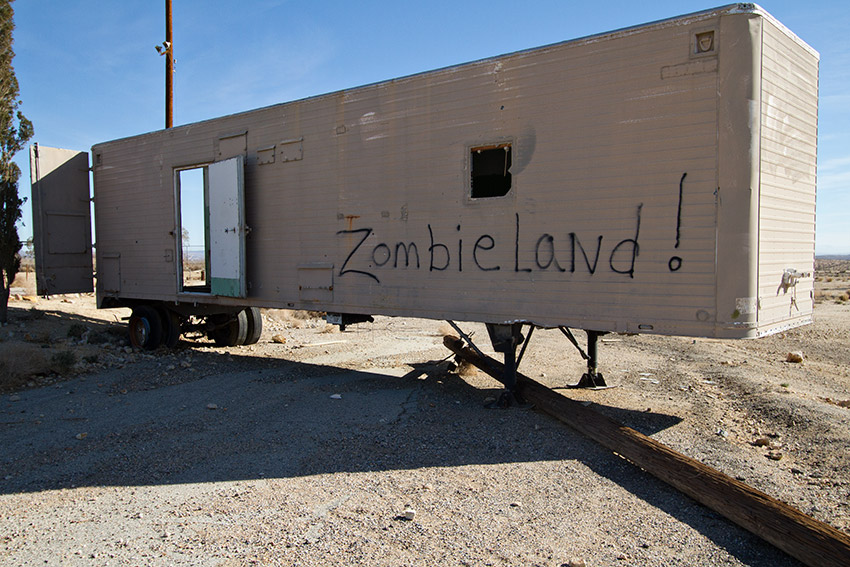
[757,18,818,332]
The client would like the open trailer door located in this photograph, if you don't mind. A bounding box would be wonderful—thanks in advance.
[29,144,93,295]
[208,155,246,298]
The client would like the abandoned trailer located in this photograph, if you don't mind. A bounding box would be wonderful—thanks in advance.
[30,4,817,392]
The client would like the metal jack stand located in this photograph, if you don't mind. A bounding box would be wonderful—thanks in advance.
[484,323,533,409]
[559,328,609,389]
[446,320,533,408]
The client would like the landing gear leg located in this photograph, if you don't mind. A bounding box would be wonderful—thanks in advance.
[562,329,608,389]
[485,323,532,409]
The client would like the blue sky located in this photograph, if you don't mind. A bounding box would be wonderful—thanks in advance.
[11,1,849,254]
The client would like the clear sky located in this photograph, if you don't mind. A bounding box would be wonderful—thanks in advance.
[10,1,849,255]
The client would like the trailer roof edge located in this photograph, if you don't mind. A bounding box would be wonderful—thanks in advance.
[93,4,817,150]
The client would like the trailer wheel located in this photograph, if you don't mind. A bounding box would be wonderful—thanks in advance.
[158,308,182,349]
[210,310,248,347]
[242,307,262,345]
[128,305,163,350]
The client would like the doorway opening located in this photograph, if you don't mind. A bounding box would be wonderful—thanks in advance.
[176,166,211,292]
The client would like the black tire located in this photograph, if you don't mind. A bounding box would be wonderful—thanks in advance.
[128,305,163,350]
[211,310,248,347]
[243,307,262,345]
[158,307,182,349]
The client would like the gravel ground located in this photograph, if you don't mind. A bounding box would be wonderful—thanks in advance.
[1,271,849,566]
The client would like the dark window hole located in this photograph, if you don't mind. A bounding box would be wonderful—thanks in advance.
[471,144,512,199]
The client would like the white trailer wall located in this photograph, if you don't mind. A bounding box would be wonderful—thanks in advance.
[91,5,817,339]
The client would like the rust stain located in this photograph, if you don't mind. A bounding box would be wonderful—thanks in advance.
[345,215,360,230]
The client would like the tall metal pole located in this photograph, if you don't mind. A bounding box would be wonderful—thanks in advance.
[165,0,173,128]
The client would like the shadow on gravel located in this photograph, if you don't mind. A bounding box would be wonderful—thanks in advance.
[0,350,794,566]
[4,304,128,338]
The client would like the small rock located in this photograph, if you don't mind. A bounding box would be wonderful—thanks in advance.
[75,433,88,440]
[272,334,287,344]
[330,394,342,400]
[9,394,21,402]
[716,429,729,438]
[565,560,586,567]
[399,508,416,521]
[510,501,522,508]
[838,400,850,408]
[752,437,771,447]
[791,467,804,475]
[206,403,218,410]
[786,352,803,363]
[767,451,783,461]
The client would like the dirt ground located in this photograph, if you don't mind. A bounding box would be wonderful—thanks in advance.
[1,261,848,566]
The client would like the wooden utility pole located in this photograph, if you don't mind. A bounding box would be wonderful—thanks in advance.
[165,0,173,128]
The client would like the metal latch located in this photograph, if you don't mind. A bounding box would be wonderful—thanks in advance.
[777,268,810,294]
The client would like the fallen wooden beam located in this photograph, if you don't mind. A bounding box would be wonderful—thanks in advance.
[443,335,850,567]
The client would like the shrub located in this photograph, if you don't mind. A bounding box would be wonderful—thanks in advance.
[67,323,87,339]
[50,350,77,374]
[0,343,51,391]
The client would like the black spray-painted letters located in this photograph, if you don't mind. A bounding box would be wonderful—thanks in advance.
[337,206,645,285]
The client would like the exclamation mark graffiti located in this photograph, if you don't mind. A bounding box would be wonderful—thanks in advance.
[668,172,686,272]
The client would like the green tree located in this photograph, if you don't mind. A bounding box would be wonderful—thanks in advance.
[0,0,33,323]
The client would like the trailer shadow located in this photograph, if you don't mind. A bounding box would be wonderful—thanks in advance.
[3,303,129,345]
[0,347,791,566]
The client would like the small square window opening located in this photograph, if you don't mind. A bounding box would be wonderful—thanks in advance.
[471,144,512,199]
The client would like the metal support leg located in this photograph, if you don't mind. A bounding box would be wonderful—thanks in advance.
[484,323,532,408]
[566,329,609,389]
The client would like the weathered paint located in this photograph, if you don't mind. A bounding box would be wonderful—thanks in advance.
[29,145,93,295]
[79,4,816,339]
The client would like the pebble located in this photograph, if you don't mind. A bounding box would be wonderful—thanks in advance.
[767,451,783,461]
[330,394,342,400]
[786,352,804,363]
[565,560,586,567]
[9,394,21,402]
[400,508,416,521]
[206,403,218,410]
[272,334,287,344]
[75,433,88,440]
[752,437,770,447]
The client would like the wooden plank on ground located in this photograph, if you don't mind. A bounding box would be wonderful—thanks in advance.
[443,335,850,567]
